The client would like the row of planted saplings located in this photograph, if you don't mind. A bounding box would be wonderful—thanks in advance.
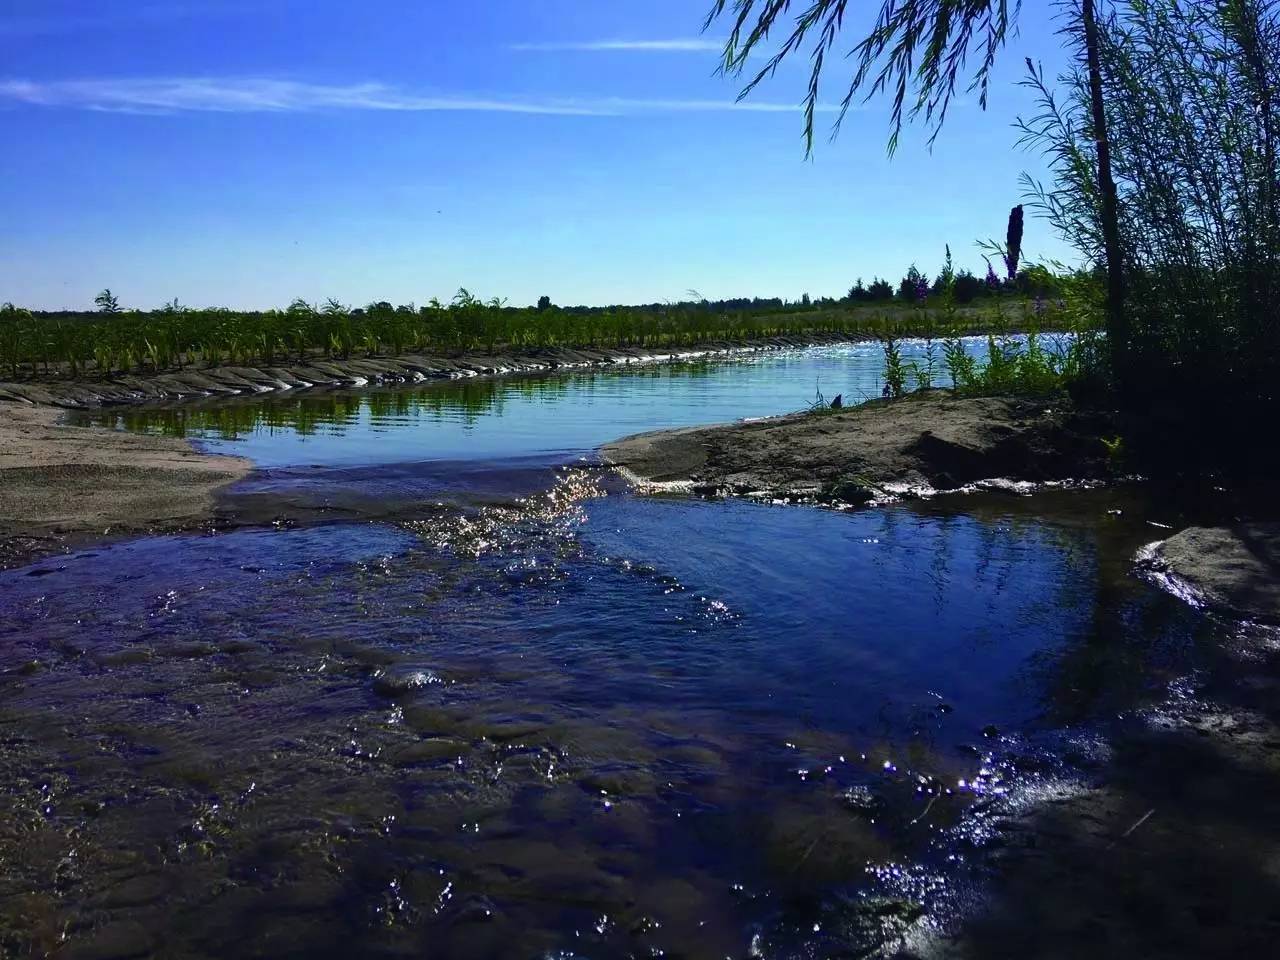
[0,295,1023,381]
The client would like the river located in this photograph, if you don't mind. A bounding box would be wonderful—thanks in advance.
[0,340,1218,959]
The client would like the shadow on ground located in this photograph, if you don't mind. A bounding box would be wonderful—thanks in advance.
[921,631,1280,958]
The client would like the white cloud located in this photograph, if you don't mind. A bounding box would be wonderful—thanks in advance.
[510,39,724,52]
[0,77,827,116]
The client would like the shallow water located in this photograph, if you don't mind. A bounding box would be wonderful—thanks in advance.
[4,340,1215,959]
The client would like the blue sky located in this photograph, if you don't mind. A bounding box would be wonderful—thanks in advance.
[1,1,1077,310]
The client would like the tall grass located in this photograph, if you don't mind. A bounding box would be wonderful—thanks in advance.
[881,249,1103,397]
[0,293,1058,382]
[884,324,1092,398]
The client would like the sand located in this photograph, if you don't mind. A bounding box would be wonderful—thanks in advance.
[0,405,250,566]
[1146,524,1280,622]
[603,391,1114,501]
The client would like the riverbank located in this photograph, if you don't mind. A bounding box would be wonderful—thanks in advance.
[919,516,1280,958]
[0,333,852,567]
[603,390,1116,503]
[0,334,857,408]
[0,406,250,568]
[605,390,1280,626]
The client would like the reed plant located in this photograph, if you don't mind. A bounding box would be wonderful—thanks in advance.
[880,248,1096,398]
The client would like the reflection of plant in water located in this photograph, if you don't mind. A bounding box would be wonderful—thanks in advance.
[1032,560,1209,726]
[80,360,752,441]
[1101,435,1125,470]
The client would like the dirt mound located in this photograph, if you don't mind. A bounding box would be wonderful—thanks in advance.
[603,392,1113,502]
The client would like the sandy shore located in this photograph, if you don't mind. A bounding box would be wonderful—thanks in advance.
[606,390,1280,625]
[604,391,1115,502]
[928,672,1280,959]
[0,406,250,567]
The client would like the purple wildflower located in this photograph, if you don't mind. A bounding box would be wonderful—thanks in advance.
[985,264,1001,290]
[915,276,930,302]
[1034,294,1045,316]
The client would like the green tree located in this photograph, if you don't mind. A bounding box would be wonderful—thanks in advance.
[707,0,1019,154]
[1019,0,1280,475]
[94,289,120,314]
[867,277,894,301]
[953,269,982,304]
[897,265,929,302]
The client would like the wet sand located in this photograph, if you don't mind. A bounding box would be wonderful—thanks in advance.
[1147,524,1280,623]
[0,406,250,567]
[604,391,1114,501]
[926,682,1280,959]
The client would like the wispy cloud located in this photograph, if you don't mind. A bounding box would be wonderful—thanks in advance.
[0,77,827,117]
[509,39,724,53]
[0,78,609,116]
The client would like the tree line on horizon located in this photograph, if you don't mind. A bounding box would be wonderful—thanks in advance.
[12,254,1061,322]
